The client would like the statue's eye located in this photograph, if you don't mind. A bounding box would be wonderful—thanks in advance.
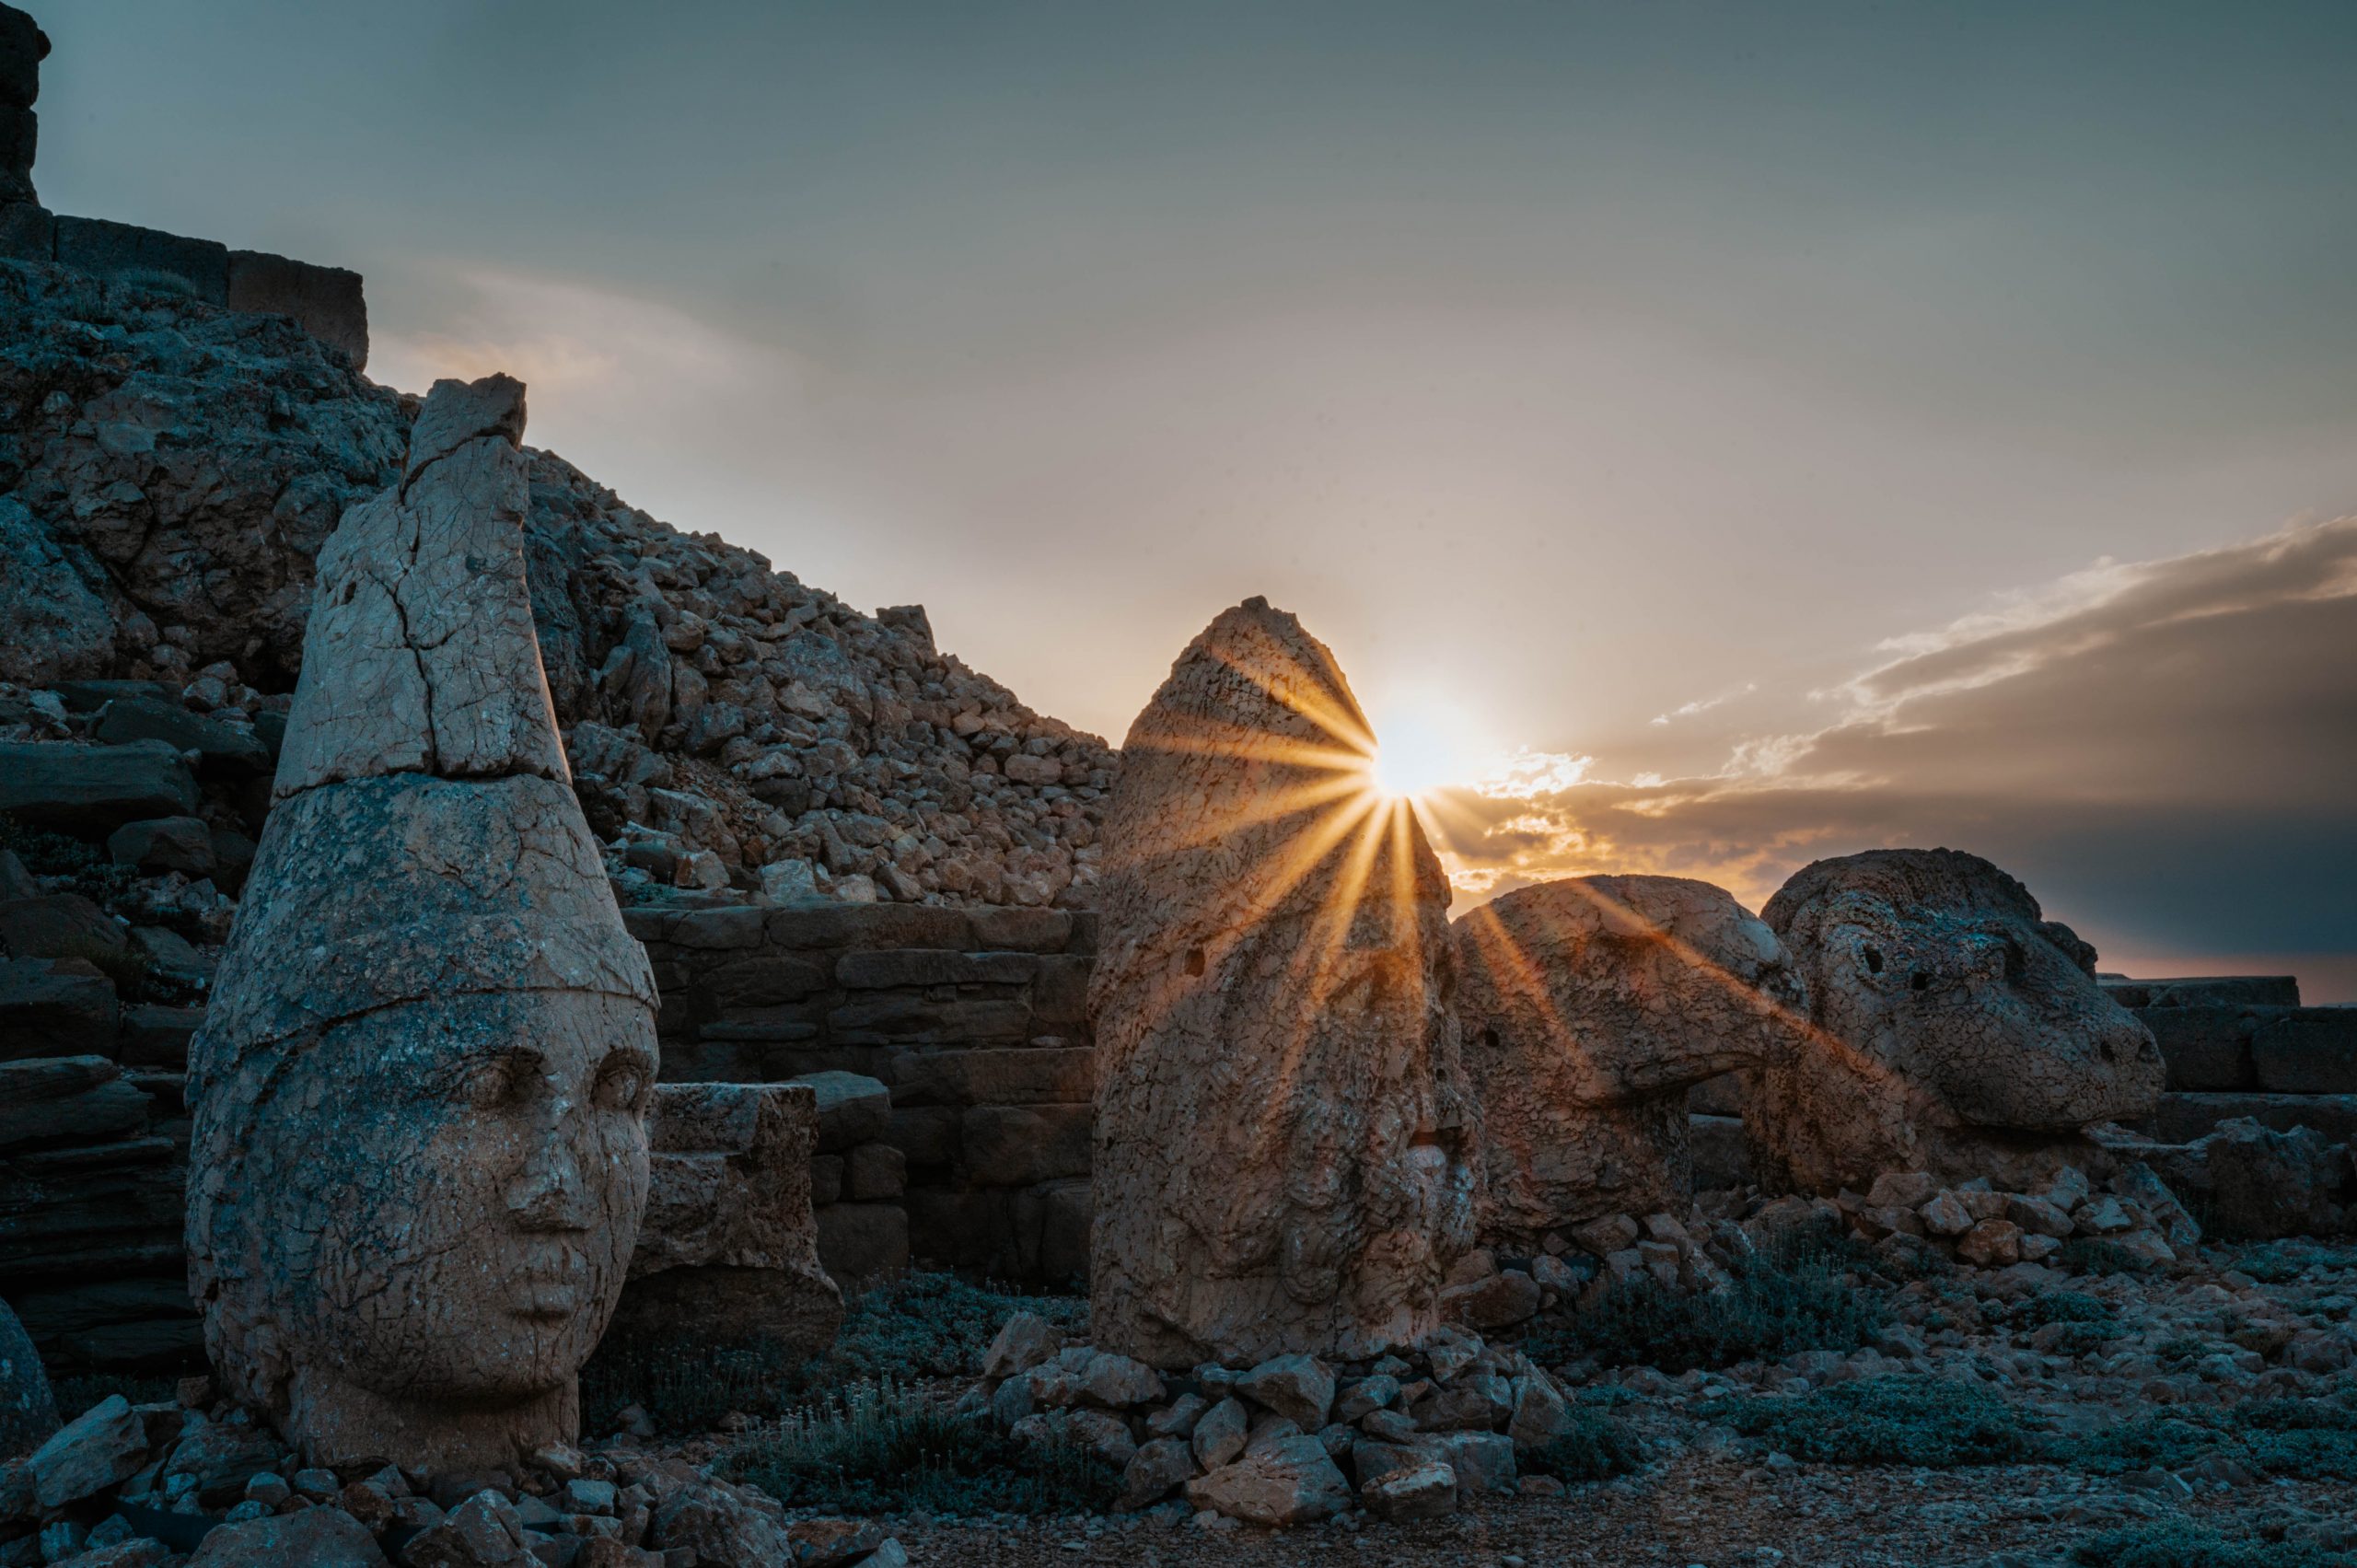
[461,1056,524,1109]
[597,1057,651,1111]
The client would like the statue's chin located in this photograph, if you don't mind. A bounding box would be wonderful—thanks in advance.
[287,1365,581,1472]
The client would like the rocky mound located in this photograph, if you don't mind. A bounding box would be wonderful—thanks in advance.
[0,259,1115,913]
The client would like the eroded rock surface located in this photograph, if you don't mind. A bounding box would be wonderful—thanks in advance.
[612,1080,844,1354]
[1755,847,2164,1193]
[1455,875,1808,1243]
[1088,597,1477,1368]
[185,376,661,1470]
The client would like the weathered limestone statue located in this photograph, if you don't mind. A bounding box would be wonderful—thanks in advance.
[1755,847,2164,1194]
[186,376,661,1470]
[1089,597,1478,1369]
[1454,875,1807,1244]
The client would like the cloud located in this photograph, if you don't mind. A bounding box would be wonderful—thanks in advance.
[1423,517,2357,998]
[1650,681,1757,726]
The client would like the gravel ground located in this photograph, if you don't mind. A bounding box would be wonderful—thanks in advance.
[885,1458,2357,1567]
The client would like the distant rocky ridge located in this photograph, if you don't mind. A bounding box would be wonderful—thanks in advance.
[0,255,1115,912]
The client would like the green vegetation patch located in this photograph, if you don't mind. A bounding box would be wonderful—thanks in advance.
[1530,1227,1889,1374]
[1701,1375,2038,1468]
[1520,1406,1647,1482]
[723,1379,1120,1516]
[583,1272,1088,1435]
[2059,1380,2357,1481]
[2231,1241,2357,1285]
[2070,1522,2356,1568]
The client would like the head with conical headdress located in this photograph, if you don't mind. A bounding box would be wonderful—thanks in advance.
[186,376,660,1469]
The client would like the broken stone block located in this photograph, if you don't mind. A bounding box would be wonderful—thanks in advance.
[1756,849,2165,1193]
[104,817,214,876]
[1089,598,1477,1368]
[1120,1435,1196,1509]
[612,1082,842,1358]
[1190,1396,1248,1471]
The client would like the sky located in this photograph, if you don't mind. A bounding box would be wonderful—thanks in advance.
[34,1,2357,998]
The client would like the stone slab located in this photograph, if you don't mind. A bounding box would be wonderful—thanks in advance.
[961,1103,1092,1187]
[2106,975,2302,1008]
[53,215,227,303]
[2252,1010,2357,1095]
[2142,1005,2263,1092]
[0,740,198,835]
[226,249,367,368]
[2134,1092,2357,1145]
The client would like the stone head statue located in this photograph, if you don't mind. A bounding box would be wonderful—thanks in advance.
[1454,874,1809,1242]
[186,375,660,1469]
[1088,596,1479,1368]
[1754,847,2162,1193]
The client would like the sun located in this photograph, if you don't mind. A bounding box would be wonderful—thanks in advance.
[1365,706,1468,802]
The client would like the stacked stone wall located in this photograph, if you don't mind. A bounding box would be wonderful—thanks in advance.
[625,900,1098,1289]
[0,4,368,366]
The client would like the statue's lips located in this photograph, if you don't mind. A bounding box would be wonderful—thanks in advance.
[501,1237,594,1320]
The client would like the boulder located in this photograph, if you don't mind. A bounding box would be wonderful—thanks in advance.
[0,1056,145,1150]
[1089,598,1477,1367]
[0,1295,57,1459]
[105,817,215,876]
[92,699,270,777]
[1455,875,1808,1241]
[1183,1431,1353,1527]
[2146,1119,2351,1238]
[1120,1434,1196,1509]
[27,1393,147,1508]
[0,741,197,836]
[1362,1458,1457,1521]
[1236,1354,1334,1429]
[1754,849,2165,1193]
[646,1481,798,1567]
[400,1489,533,1566]
[183,1505,387,1565]
[0,956,114,1061]
[0,891,123,959]
[185,377,659,1472]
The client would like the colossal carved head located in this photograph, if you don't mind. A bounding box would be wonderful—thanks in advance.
[1757,847,2162,1191]
[1455,874,1809,1238]
[185,375,660,1469]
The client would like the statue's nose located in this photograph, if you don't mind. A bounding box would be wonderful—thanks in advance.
[505,1099,594,1230]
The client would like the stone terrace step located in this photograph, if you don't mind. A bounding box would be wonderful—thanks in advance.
[2102,974,2301,1008]
[2128,1005,2357,1094]
[2128,1092,2357,1146]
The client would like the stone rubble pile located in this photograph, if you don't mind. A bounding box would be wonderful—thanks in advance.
[0,257,1116,923]
[970,1307,1588,1529]
[2,1379,909,1568]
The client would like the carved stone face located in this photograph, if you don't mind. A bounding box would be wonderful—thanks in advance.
[1756,847,2165,1191]
[1807,896,2160,1130]
[266,990,654,1409]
